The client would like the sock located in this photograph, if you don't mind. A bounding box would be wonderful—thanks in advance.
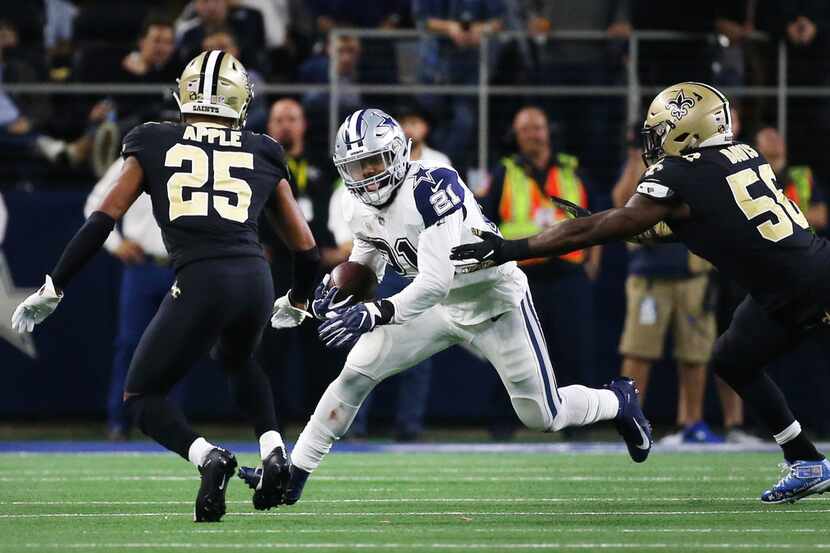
[291,368,376,473]
[259,430,284,460]
[187,437,216,468]
[719,371,824,463]
[553,385,620,431]
[125,394,199,460]
[226,359,279,438]
[774,421,824,463]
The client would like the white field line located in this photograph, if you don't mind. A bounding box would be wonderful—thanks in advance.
[145,527,830,535]
[0,473,772,482]
[3,543,830,550]
[0,497,768,506]
[1,509,830,519]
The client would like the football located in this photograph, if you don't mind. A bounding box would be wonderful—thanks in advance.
[330,261,378,303]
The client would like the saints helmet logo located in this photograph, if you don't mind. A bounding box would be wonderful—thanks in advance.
[666,90,696,120]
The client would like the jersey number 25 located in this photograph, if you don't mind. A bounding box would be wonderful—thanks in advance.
[164,143,253,223]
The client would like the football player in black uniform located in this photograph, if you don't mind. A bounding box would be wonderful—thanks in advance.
[452,82,830,504]
[11,50,321,521]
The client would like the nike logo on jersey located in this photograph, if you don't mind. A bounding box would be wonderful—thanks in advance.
[430,178,444,193]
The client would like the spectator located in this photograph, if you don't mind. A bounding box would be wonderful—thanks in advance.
[177,0,267,74]
[478,106,599,390]
[75,14,177,142]
[201,28,267,132]
[236,0,305,80]
[413,0,505,171]
[612,123,761,445]
[310,1,410,83]
[518,0,630,183]
[260,98,342,419]
[396,102,451,165]
[265,98,337,265]
[755,126,828,231]
[712,1,755,86]
[298,34,363,160]
[0,32,91,179]
[84,158,173,441]
[43,0,78,81]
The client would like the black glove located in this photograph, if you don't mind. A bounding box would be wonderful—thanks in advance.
[450,228,507,269]
[550,195,592,218]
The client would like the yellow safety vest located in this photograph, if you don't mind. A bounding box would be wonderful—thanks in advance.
[498,154,587,264]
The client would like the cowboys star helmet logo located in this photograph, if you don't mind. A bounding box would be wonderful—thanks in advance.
[666,90,696,120]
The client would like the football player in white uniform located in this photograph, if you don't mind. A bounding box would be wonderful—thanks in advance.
[239,109,653,505]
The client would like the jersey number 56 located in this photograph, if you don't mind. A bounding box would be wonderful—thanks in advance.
[164,143,253,223]
[727,163,809,243]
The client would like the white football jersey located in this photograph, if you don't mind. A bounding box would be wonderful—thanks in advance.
[342,159,527,325]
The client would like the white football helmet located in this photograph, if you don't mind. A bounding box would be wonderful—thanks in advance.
[333,108,410,206]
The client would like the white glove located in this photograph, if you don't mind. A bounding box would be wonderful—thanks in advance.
[11,275,63,333]
[270,291,311,329]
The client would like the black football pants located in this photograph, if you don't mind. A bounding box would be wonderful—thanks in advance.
[711,294,826,460]
[123,256,277,459]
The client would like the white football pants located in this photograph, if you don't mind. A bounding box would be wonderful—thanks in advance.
[292,290,619,472]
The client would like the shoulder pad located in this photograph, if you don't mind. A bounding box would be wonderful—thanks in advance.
[412,165,466,227]
[636,180,676,200]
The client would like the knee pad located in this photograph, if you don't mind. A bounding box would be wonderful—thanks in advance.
[510,397,551,432]
[333,367,378,406]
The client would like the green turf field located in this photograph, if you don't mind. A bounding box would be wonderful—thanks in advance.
[0,451,828,552]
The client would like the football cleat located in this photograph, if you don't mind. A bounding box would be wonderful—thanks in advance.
[761,459,830,504]
[284,464,311,505]
[238,465,262,489]
[194,447,237,522]
[237,446,290,511]
[606,377,653,463]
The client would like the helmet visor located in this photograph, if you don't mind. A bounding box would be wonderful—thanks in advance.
[641,121,673,166]
[337,152,393,182]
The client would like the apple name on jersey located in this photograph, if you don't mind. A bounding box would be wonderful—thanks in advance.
[343,160,527,325]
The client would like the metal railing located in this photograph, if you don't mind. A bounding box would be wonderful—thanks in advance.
[4,29,823,178]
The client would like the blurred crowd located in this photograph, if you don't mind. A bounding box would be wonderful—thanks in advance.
[3,0,830,440]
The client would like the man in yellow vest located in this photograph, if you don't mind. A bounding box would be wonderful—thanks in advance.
[478,106,601,390]
[755,126,827,232]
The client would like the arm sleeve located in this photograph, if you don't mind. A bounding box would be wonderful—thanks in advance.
[51,211,116,290]
[387,209,463,324]
[84,159,126,253]
[349,237,387,282]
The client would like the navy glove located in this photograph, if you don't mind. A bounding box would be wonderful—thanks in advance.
[311,274,354,320]
[318,299,395,348]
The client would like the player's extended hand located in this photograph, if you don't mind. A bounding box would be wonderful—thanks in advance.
[317,300,394,349]
[11,275,63,333]
[550,195,593,219]
[271,291,312,329]
[311,274,354,320]
[449,228,505,270]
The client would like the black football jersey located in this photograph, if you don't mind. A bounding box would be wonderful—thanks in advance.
[636,142,830,326]
[122,121,290,270]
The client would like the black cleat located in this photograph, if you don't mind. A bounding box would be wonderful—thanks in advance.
[194,447,237,522]
[237,446,290,511]
[606,377,653,463]
[284,464,310,505]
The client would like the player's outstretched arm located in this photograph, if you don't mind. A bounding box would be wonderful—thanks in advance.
[11,156,144,333]
[451,194,680,266]
[269,179,320,328]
